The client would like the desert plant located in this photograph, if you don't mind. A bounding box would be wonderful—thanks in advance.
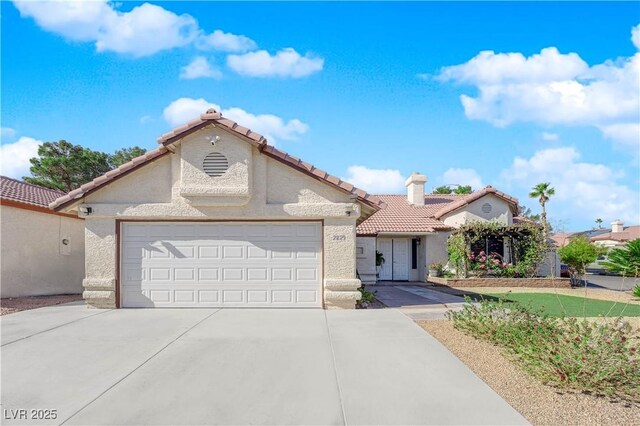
[601,239,640,278]
[558,236,599,287]
[447,297,640,401]
[633,285,640,298]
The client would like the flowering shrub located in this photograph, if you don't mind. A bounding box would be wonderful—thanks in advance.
[468,251,522,277]
[447,297,640,402]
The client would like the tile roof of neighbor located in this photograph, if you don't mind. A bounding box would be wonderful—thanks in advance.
[357,187,521,235]
[51,109,384,211]
[1,176,65,208]
[591,226,640,243]
[550,232,577,248]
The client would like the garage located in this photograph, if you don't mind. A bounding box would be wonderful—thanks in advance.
[121,222,322,308]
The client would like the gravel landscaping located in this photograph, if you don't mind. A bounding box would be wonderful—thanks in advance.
[419,320,640,426]
[1,294,83,316]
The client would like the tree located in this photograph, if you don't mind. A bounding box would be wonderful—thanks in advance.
[23,140,148,192]
[109,146,147,168]
[600,239,640,277]
[558,236,599,286]
[518,204,541,223]
[453,185,473,194]
[595,218,603,229]
[529,182,555,240]
[24,140,111,192]
[433,185,453,194]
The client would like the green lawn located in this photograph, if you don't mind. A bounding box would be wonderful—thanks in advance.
[478,292,640,317]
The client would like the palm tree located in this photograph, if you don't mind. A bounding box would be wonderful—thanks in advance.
[595,218,603,229]
[529,182,555,239]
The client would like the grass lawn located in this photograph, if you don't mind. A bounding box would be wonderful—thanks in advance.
[479,292,640,317]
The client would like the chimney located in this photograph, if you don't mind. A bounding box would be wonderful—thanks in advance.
[405,172,427,206]
[611,220,624,233]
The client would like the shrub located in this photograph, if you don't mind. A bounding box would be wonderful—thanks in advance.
[447,297,640,401]
[633,285,640,299]
[601,239,640,278]
[357,287,376,307]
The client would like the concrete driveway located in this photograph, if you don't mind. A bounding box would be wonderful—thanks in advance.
[373,285,468,320]
[1,303,527,425]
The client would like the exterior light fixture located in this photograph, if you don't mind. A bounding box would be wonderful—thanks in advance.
[416,237,422,246]
[79,206,92,215]
[62,238,69,245]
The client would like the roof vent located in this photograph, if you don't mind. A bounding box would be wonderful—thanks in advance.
[203,152,229,177]
[481,202,492,214]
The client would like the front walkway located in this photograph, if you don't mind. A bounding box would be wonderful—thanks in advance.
[1,303,527,425]
[371,284,468,320]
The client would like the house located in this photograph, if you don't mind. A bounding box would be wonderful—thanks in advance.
[50,109,384,309]
[0,176,85,298]
[355,173,538,283]
[590,221,640,248]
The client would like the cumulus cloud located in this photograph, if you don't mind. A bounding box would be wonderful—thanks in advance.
[542,132,559,142]
[0,136,41,178]
[441,168,484,190]
[197,29,257,52]
[501,147,640,224]
[437,25,640,148]
[13,0,198,57]
[227,48,324,78]
[162,97,308,143]
[179,56,222,80]
[341,166,405,194]
[632,24,640,50]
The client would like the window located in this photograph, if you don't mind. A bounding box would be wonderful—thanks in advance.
[203,152,229,177]
[411,239,418,269]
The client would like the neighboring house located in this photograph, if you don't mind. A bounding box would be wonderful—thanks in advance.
[590,221,640,248]
[0,176,85,298]
[354,173,553,283]
[50,109,384,309]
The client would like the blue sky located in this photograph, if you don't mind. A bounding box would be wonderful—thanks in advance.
[2,1,639,231]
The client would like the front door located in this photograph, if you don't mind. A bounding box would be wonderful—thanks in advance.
[377,238,410,281]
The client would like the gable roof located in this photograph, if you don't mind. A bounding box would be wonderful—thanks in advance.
[357,186,520,236]
[50,109,383,211]
[1,176,65,207]
[433,186,519,219]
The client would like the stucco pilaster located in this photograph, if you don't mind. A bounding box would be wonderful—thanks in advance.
[323,218,361,309]
[83,218,117,308]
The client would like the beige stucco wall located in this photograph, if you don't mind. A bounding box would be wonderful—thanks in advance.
[0,205,84,298]
[80,126,363,309]
[355,236,377,284]
[442,194,513,228]
[425,232,450,280]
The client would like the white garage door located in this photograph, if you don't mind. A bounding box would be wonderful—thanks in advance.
[120,222,322,308]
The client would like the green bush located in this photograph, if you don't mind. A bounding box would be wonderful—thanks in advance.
[447,297,640,401]
[633,285,640,299]
[358,287,376,303]
[558,236,600,286]
[601,239,640,277]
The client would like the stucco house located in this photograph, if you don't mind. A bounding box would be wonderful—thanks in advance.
[1,176,85,298]
[355,174,541,283]
[590,221,639,248]
[50,109,384,309]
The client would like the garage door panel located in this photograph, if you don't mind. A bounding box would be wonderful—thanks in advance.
[121,222,322,308]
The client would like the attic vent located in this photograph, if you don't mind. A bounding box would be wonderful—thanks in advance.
[481,202,492,214]
[203,152,229,177]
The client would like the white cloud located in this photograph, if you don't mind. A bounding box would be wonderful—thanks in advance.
[162,97,308,143]
[197,29,257,52]
[599,123,640,146]
[341,166,405,194]
[437,26,640,147]
[632,24,640,50]
[0,136,41,178]
[13,0,199,57]
[139,115,153,125]
[441,168,484,189]
[501,147,640,224]
[542,132,559,142]
[227,48,324,78]
[1,127,17,140]
[179,56,222,80]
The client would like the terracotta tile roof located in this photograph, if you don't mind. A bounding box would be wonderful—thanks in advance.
[1,176,65,208]
[356,194,467,235]
[550,232,577,248]
[51,109,383,211]
[591,226,640,243]
[433,186,519,219]
[49,147,171,210]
